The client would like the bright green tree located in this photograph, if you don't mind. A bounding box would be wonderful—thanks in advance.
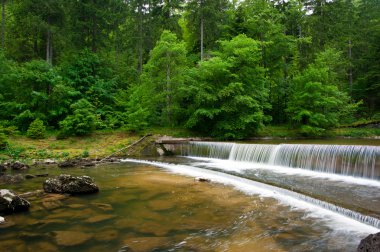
[135,30,189,126]
[186,34,270,139]
[59,99,97,136]
[27,118,46,139]
[286,49,357,135]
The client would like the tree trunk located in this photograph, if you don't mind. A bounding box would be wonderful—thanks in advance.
[92,14,97,52]
[200,3,204,61]
[138,1,143,73]
[46,26,52,65]
[348,39,353,96]
[166,52,171,125]
[1,0,5,49]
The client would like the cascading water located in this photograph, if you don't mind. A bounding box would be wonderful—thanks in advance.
[181,142,380,180]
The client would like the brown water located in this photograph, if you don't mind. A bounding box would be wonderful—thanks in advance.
[0,163,374,251]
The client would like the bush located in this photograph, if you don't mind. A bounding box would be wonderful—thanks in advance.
[59,99,97,136]
[27,118,46,139]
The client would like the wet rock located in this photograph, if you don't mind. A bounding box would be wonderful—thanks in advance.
[196,177,211,183]
[0,239,27,252]
[10,161,29,171]
[19,190,44,199]
[43,174,99,194]
[121,237,170,252]
[44,159,57,165]
[25,174,36,179]
[0,174,24,184]
[0,216,4,223]
[28,242,59,252]
[52,231,92,247]
[357,232,380,252]
[0,189,30,214]
[42,200,63,210]
[67,204,86,209]
[118,245,133,252]
[92,203,113,211]
[35,173,49,177]
[58,159,78,168]
[85,214,115,223]
[95,229,118,242]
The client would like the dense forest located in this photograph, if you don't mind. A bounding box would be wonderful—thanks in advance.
[0,0,379,140]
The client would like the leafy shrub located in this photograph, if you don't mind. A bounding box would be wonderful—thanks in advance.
[59,99,97,136]
[81,150,89,158]
[27,118,46,139]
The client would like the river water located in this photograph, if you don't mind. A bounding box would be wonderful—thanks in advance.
[0,139,379,251]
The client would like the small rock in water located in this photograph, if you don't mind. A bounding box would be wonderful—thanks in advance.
[35,173,49,177]
[43,174,99,194]
[0,189,30,214]
[196,177,211,183]
[52,231,92,247]
[0,174,24,184]
[25,174,36,179]
[357,232,380,252]
[0,216,4,223]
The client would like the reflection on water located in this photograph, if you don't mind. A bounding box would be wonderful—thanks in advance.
[0,163,373,251]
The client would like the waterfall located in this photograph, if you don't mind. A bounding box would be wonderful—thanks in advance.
[121,158,380,232]
[182,142,380,180]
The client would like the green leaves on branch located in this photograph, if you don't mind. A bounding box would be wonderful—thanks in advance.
[27,118,46,139]
[186,35,271,139]
[59,99,97,137]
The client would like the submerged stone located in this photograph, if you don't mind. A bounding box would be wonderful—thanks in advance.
[0,189,30,214]
[85,214,115,223]
[43,174,99,194]
[52,231,92,247]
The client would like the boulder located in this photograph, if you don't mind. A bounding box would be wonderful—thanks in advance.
[0,189,30,214]
[10,161,29,171]
[357,232,380,252]
[43,174,99,194]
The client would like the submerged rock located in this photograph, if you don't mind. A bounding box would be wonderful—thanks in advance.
[0,174,24,184]
[25,174,36,179]
[357,232,380,252]
[43,174,99,194]
[0,189,30,214]
[52,231,92,247]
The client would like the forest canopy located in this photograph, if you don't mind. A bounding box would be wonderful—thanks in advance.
[0,0,379,139]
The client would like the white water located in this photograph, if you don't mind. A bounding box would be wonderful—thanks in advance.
[121,158,380,233]
[181,142,380,180]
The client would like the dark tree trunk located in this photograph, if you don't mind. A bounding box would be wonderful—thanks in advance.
[1,0,5,49]
[200,0,204,61]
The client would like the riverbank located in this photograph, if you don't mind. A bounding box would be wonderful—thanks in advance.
[1,126,379,163]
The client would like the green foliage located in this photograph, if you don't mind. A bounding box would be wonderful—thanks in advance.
[59,99,97,136]
[186,35,270,139]
[27,118,46,139]
[0,0,379,139]
[81,150,89,158]
[286,49,357,136]
[135,30,189,126]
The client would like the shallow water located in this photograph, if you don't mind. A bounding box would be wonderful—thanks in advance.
[0,162,376,251]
